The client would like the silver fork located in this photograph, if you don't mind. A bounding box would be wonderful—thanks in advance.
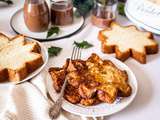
[49,46,82,119]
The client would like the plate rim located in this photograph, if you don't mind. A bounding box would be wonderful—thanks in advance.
[45,55,138,117]
[125,3,160,35]
[10,8,85,42]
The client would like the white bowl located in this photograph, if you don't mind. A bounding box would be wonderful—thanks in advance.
[125,0,160,34]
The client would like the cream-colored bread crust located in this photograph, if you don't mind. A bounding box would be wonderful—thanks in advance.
[98,22,158,64]
[0,33,10,50]
[148,0,160,5]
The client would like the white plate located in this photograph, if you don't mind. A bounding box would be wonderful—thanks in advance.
[10,9,85,41]
[125,0,160,35]
[2,38,48,84]
[45,55,138,117]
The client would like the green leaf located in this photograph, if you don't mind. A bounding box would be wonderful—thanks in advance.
[72,0,94,16]
[74,41,93,49]
[118,2,125,16]
[48,46,62,57]
[98,0,108,5]
[74,10,81,18]
[47,26,60,38]
[0,0,13,5]
[118,0,126,2]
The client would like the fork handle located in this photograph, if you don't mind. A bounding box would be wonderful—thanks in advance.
[49,97,63,119]
[49,78,67,119]
[59,78,68,98]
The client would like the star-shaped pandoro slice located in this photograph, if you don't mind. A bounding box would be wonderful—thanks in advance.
[0,34,43,82]
[98,22,159,64]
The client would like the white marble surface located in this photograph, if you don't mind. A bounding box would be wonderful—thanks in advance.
[0,0,160,120]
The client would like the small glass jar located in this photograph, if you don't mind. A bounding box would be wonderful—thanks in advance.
[91,0,118,28]
[23,0,50,32]
[50,0,73,26]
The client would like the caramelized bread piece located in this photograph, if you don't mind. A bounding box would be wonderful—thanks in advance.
[98,22,158,64]
[116,84,132,97]
[66,60,87,88]
[0,68,8,82]
[78,80,99,98]
[67,60,86,72]
[49,67,66,92]
[64,85,81,104]
[66,71,82,88]
[80,97,100,106]
[63,58,70,70]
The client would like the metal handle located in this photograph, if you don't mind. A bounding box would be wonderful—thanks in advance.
[81,116,104,120]
[49,78,68,119]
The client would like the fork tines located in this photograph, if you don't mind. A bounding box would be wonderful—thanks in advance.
[71,46,82,60]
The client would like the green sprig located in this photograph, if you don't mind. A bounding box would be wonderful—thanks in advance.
[118,2,125,16]
[74,41,93,49]
[47,26,60,38]
[48,46,62,57]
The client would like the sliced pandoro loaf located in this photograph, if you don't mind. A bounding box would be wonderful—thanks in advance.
[98,22,158,64]
[0,33,43,82]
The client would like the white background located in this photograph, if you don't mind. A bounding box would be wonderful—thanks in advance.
[0,0,160,120]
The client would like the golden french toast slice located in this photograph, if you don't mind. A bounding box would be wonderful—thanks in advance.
[86,53,132,97]
[101,60,132,97]
[97,84,118,103]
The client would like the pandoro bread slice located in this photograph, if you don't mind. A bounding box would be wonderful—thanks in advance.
[98,22,158,64]
[0,33,25,50]
[0,34,43,82]
[0,33,10,50]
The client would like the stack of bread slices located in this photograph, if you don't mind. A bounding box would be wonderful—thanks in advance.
[0,33,44,82]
